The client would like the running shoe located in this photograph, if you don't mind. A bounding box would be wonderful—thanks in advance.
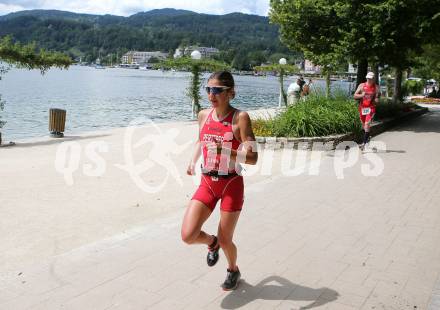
[207,235,220,267]
[221,268,241,291]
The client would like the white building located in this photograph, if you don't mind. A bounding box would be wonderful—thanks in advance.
[174,46,220,59]
[304,59,322,74]
[122,51,168,64]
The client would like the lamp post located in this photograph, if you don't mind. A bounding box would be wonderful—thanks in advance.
[190,50,202,118]
[191,50,202,60]
[279,58,287,107]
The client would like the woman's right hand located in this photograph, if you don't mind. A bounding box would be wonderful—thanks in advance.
[187,163,195,175]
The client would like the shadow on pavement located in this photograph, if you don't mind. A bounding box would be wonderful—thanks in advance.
[326,147,406,157]
[391,110,440,134]
[363,149,406,154]
[221,276,338,309]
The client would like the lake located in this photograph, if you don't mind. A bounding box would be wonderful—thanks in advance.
[0,66,351,141]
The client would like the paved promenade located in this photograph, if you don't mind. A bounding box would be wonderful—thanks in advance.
[1,105,440,309]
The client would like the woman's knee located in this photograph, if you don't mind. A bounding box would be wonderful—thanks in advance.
[218,236,233,248]
[181,228,199,245]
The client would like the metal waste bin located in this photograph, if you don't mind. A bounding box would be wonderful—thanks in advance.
[49,108,66,138]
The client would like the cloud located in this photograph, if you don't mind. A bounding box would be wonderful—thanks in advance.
[0,3,24,15]
[0,0,270,16]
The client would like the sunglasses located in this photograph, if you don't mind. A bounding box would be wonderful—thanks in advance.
[205,86,231,95]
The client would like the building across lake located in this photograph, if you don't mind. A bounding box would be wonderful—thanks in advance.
[174,46,220,59]
[121,51,168,65]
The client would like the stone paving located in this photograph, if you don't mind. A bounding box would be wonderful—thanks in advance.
[1,105,440,309]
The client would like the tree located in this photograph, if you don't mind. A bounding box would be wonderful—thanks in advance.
[332,2,376,87]
[414,44,440,82]
[334,0,440,101]
[364,0,440,102]
[0,36,71,73]
[270,0,440,102]
[269,0,344,97]
[232,50,249,71]
[156,57,230,118]
[0,36,72,142]
[0,94,5,131]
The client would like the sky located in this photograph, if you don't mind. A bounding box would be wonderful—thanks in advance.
[0,0,270,16]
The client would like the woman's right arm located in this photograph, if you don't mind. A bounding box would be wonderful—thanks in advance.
[187,141,201,175]
[186,110,207,175]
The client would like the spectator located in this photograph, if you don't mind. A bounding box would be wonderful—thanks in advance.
[287,78,302,105]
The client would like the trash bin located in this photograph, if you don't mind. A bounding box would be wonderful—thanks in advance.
[49,108,66,138]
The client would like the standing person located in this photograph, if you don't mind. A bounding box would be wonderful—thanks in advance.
[354,72,380,150]
[287,78,302,105]
[181,71,258,291]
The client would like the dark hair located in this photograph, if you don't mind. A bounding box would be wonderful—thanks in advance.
[208,71,235,88]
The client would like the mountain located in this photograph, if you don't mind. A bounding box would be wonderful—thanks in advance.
[0,9,291,69]
[131,8,196,17]
[0,9,124,24]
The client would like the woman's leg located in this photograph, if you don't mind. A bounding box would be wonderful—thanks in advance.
[217,210,241,271]
[181,200,215,246]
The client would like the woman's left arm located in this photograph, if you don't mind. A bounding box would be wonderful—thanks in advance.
[229,111,258,165]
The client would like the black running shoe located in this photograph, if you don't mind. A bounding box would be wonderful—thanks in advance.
[221,268,241,291]
[207,235,220,267]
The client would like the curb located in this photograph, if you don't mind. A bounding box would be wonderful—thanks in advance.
[0,141,16,148]
[256,107,428,150]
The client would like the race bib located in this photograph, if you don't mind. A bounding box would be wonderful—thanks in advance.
[361,107,371,116]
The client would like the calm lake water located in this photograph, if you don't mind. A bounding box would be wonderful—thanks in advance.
[0,66,350,141]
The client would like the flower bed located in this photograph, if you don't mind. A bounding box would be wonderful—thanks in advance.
[411,97,440,104]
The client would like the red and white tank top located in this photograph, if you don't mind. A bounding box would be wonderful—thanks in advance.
[361,83,377,107]
[200,108,241,173]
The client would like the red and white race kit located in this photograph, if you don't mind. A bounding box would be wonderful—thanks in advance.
[192,109,244,212]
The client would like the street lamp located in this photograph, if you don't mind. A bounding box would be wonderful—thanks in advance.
[279,58,287,107]
[191,50,202,60]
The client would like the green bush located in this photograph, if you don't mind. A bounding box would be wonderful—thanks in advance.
[402,79,425,96]
[375,99,419,120]
[253,92,361,137]
[252,95,422,138]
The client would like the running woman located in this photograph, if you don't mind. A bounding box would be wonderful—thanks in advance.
[181,71,258,291]
[354,72,380,150]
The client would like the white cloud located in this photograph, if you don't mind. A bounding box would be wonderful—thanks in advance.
[0,0,270,16]
[0,3,24,15]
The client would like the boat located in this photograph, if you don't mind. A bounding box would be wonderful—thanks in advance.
[120,63,140,69]
[95,56,105,69]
